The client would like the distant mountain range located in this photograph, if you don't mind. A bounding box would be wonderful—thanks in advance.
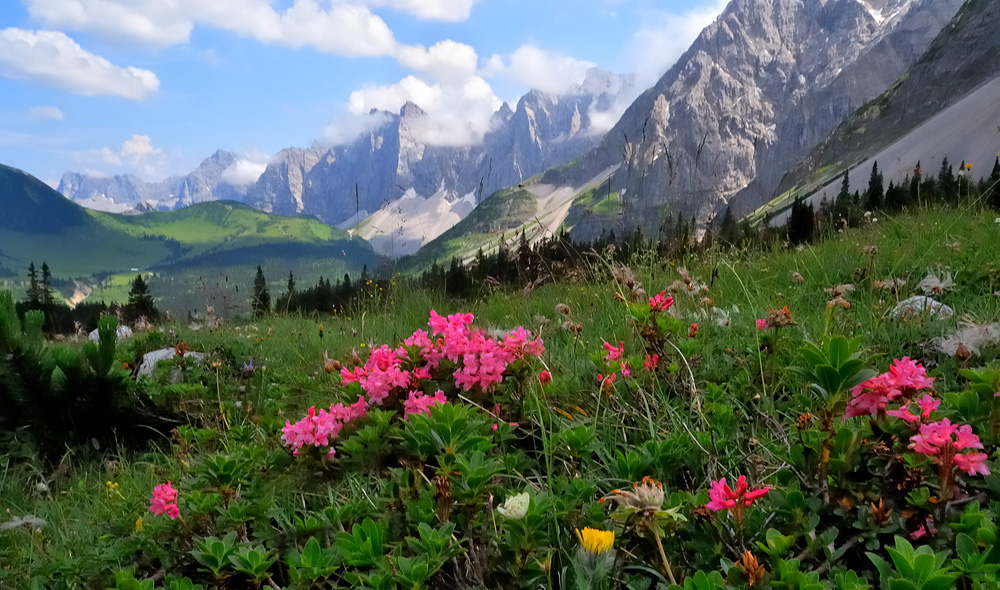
[58,68,635,256]
[58,149,249,213]
[37,0,1000,270]
[408,0,979,263]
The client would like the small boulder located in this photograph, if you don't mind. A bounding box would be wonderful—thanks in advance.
[138,347,205,380]
[88,325,133,342]
[891,296,954,320]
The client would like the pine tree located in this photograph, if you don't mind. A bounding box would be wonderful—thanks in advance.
[126,274,157,321]
[787,197,815,245]
[865,161,884,210]
[26,262,41,307]
[719,206,739,247]
[938,157,956,202]
[252,265,270,318]
[40,263,54,307]
[910,162,922,206]
[989,157,1000,210]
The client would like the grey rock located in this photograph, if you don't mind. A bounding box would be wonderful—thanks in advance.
[138,347,205,379]
[88,325,133,342]
[891,296,954,319]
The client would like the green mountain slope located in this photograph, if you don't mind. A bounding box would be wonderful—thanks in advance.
[0,164,379,302]
[0,164,175,277]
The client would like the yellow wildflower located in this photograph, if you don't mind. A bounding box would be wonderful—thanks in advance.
[576,527,615,555]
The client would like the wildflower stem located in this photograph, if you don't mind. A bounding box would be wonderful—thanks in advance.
[653,532,677,586]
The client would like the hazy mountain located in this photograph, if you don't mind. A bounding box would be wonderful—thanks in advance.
[57,150,250,213]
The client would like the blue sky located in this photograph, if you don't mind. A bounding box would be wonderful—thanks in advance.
[0,0,726,186]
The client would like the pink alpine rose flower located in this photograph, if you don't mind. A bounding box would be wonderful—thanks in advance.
[649,291,674,312]
[149,481,180,520]
[706,475,769,524]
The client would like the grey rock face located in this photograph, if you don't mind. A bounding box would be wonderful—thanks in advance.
[249,68,635,226]
[578,0,963,231]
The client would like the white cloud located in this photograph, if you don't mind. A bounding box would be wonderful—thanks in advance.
[397,40,478,82]
[221,151,271,186]
[486,45,595,95]
[339,74,501,147]
[630,1,728,88]
[24,0,447,60]
[353,0,479,21]
[0,28,159,99]
[322,110,394,146]
[26,105,65,120]
[72,134,169,178]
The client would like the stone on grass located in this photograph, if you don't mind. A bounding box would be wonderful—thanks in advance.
[891,296,953,320]
[88,325,133,342]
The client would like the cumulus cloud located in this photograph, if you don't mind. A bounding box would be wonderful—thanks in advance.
[72,134,169,178]
[630,1,728,88]
[353,0,479,21]
[0,28,159,99]
[322,110,394,146]
[221,151,271,186]
[25,0,480,64]
[26,105,65,120]
[485,45,595,95]
[338,74,501,147]
[397,40,479,82]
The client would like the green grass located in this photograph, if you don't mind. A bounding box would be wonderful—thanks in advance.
[3,206,1000,588]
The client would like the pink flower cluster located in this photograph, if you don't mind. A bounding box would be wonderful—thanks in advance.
[284,312,542,458]
[149,481,180,520]
[404,390,447,418]
[342,311,543,399]
[886,394,940,424]
[706,475,769,524]
[650,291,674,312]
[281,396,369,457]
[603,341,624,361]
[846,357,935,419]
[909,418,990,476]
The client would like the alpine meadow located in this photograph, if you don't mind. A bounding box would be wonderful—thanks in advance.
[2,1,1000,589]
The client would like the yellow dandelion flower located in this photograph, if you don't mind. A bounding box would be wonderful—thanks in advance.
[576,527,615,555]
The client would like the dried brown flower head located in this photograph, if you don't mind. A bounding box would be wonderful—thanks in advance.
[738,551,766,586]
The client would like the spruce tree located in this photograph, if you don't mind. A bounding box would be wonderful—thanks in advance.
[40,263,54,307]
[910,162,922,206]
[787,197,815,245]
[865,161,884,210]
[252,265,270,318]
[126,274,157,321]
[26,262,40,307]
[989,157,1000,210]
[938,157,956,202]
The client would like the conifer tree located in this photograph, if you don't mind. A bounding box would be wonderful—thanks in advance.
[938,156,956,201]
[787,197,815,245]
[865,161,884,210]
[40,263,54,307]
[126,274,157,321]
[26,262,40,307]
[989,157,1000,210]
[252,265,270,318]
